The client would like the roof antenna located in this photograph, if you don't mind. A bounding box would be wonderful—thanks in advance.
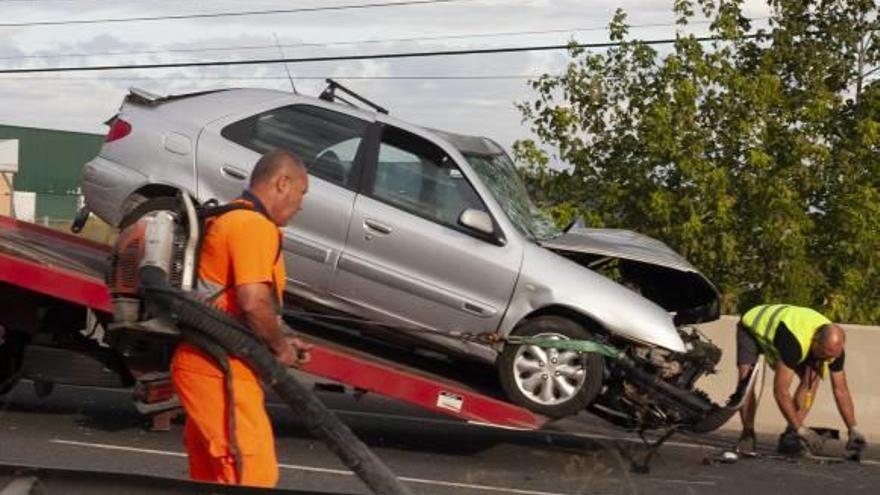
[274,32,297,94]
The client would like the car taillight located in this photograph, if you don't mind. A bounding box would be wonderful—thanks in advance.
[105,117,131,143]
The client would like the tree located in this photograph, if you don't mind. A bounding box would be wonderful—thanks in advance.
[515,0,880,322]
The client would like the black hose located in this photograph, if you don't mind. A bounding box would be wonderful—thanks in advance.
[139,266,412,495]
[616,359,713,417]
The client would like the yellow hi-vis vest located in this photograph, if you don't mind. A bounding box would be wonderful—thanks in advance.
[741,304,833,377]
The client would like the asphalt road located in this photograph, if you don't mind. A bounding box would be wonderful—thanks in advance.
[0,379,877,495]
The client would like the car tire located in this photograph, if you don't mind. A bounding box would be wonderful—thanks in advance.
[498,316,604,418]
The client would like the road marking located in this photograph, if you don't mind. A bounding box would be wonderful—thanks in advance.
[645,478,716,486]
[49,439,570,495]
[270,403,461,426]
[285,405,722,449]
[52,388,880,468]
[397,476,567,495]
[251,405,880,466]
[51,439,188,457]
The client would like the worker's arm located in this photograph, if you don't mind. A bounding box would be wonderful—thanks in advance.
[773,362,802,429]
[236,282,300,367]
[830,369,857,430]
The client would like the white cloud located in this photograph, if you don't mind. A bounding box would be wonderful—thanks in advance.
[0,0,771,148]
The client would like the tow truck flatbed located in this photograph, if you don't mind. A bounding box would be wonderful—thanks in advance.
[0,214,547,431]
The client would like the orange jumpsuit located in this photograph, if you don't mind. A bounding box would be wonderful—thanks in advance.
[171,198,285,487]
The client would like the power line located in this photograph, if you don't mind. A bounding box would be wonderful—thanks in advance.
[0,19,744,61]
[0,35,761,74]
[0,0,477,28]
[0,75,542,81]
[4,13,773,61]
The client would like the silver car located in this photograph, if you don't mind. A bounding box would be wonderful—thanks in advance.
[81,85,725,425]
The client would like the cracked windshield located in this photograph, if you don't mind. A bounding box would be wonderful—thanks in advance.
[0,1,877,494]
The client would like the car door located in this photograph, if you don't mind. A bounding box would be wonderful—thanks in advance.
[196,102,372,300]
[331,123,522,352]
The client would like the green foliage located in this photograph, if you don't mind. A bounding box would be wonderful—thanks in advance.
[515,0,880,322]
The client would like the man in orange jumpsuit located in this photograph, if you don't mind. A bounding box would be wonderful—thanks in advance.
[171,149,311,487]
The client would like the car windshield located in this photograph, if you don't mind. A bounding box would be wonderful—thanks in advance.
[463,152,561,241]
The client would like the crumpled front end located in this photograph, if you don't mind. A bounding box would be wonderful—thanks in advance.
[540,228,721,325]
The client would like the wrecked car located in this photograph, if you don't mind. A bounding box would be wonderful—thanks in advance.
[80,84,728,427]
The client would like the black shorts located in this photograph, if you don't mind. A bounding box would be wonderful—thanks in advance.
[736,321,761,367]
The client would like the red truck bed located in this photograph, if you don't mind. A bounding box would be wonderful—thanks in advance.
[0,215,547,430]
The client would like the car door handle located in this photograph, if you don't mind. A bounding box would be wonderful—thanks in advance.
[363,219,393,235]
[462,301,496,317]
[221,165,247,181]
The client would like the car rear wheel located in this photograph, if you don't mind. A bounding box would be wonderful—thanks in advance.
[498,316,604,418]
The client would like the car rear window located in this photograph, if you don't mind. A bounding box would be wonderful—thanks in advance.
[222,104,368,188]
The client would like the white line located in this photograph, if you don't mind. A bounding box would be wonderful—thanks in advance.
[276,404,725,451]
[269,403,461,427]
[51,439,187,458]
[281,464,352,476]
[397,476,567,495]
[645,478,716,486]
[171,404,880,466]
[49,439,570,495]
[52,389,880,468]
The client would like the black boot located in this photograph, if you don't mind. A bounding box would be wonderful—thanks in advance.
[777,427,805,456]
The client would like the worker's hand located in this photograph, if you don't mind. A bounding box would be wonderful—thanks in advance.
[796,426,824,454]
[736,428,757,455]
[847,428,867,452]
[276,336,311,368]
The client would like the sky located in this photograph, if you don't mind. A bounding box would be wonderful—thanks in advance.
[0,0,772,153]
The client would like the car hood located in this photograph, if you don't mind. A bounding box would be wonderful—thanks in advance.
[539,228,720,324]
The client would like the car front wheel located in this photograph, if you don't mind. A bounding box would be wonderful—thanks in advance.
[498,316,604,418]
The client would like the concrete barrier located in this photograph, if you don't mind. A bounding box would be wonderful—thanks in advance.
[695,316,880,439]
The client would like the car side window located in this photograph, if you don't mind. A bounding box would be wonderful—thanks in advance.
[372,126,486,230]
[221,105,368,187]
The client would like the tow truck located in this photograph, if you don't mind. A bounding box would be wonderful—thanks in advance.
[0,212,547,433]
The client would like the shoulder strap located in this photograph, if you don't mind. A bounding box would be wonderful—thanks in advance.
[197,200,279,257]
[197,202,254,220]
[195,198,283,302]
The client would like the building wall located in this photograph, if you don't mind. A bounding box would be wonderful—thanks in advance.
[0,139,17,216]
[0,125,103,221]
[0,172,10,217]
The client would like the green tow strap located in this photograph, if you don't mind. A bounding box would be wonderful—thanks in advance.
[514,337,627,361]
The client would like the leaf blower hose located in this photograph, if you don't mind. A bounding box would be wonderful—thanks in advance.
[138,265,413,495]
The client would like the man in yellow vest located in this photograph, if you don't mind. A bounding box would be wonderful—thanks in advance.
[735,304,866,455]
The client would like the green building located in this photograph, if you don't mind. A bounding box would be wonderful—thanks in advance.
[0,124,103,221]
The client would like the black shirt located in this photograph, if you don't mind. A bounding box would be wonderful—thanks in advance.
[774,323,845,372]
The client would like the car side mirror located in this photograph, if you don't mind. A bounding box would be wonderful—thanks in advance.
[459,209,494,236]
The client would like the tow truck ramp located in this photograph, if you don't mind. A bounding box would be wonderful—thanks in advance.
[0,214,547,431]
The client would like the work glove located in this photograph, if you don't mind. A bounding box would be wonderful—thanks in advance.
[847,428,867,453]
[796,426,824,454]
[736,429,756,455]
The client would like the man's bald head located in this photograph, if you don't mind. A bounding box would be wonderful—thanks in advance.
[250,149,307,188]
[813,323,846,360]
[248,149,309,226]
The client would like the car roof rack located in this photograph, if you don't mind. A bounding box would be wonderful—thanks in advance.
[319,78,389,115]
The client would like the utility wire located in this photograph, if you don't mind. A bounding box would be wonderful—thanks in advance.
[0,75,543,81]
[0,19,746,61]
[0,35,762,74]
[0,0,477,28]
